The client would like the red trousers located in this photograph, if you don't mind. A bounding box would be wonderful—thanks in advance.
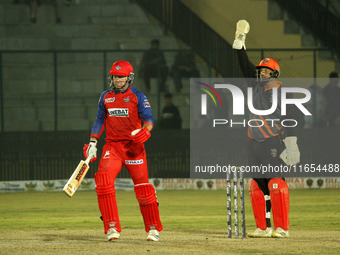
[98,141,149,184]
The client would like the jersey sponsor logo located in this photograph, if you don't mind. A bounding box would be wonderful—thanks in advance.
[105,98,115,103]
[108,108,129,117]
[125,159,144,165]
[144,101,151,108]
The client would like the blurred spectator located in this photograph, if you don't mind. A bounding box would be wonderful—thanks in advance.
[28,0,39,23]
[27,0,63,24]
[323,71,340,127]
[160,93,182,129]
[140,39,169,92]
[170,50,200,92]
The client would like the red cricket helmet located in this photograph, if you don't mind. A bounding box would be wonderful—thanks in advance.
[109,60,134,76]
[108,60,135,90]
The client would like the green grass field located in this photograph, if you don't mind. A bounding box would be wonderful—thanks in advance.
[1,189,340,254]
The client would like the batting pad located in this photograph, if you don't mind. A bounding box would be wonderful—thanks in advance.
[95,171,121,233]
[134,183,163,232]
[268,178,290,230]
[249,180,267,230]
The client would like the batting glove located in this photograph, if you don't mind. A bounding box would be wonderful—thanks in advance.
[83,140,97,162]
[232,19,250,50]
[131,127,151,144]
[280,136,300,165]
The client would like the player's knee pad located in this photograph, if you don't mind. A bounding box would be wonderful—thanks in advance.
[249,179,267,230]
[135,183,158,205]
[94,171,121,233]
[95,171,115,195]
[134,183,163,232]
[268,178,289,230]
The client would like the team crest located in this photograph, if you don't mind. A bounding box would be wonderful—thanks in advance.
[115,65,121,70]
[124,97,130,103]
[263,58,270,64]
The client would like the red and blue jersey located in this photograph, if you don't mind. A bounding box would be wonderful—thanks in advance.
[90,86,154,142]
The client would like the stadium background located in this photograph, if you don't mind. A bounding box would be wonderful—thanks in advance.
[0,0,339,182]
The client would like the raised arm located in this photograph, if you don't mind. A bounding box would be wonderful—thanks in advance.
[232,20,256,82]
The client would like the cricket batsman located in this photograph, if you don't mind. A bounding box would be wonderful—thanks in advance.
[83,60,163,241]
[233,20,300,238]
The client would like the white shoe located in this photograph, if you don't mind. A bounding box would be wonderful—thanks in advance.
[247,227,272,238]
[107,228,120,241]
[147,229,160,241]
[272,227,289,238]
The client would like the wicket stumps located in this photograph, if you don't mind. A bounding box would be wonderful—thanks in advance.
[226,169,246,239]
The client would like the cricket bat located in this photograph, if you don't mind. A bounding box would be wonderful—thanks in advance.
[63,157,91,197]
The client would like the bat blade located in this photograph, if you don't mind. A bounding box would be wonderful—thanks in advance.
[63,158,90,197]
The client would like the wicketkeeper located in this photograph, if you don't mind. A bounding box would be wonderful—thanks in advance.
[84,60,163,241]
[233,20,300,238]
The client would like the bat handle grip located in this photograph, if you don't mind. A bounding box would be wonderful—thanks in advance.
[85,157,91,164]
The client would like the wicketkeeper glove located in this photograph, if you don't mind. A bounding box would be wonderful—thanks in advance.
[131,127,151,144]
[232,19,250,50]
[280,136,300,166]
[83,140,97,162]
